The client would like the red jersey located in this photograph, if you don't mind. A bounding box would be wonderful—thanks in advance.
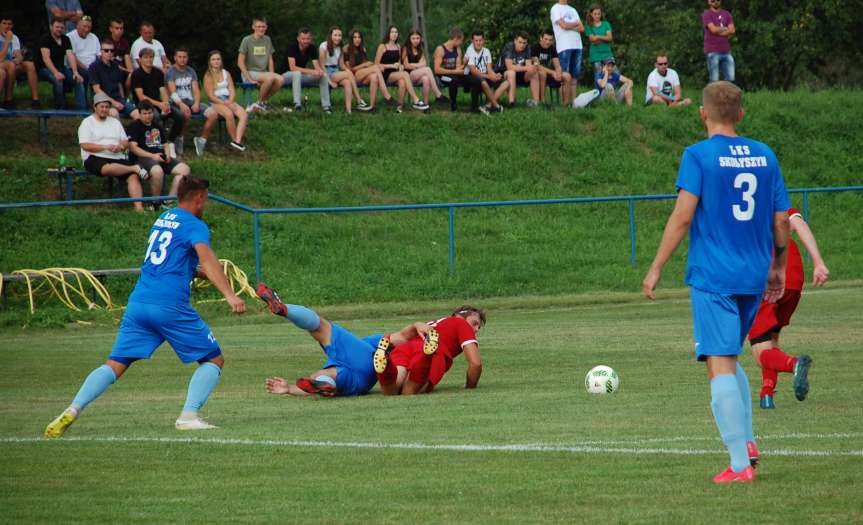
[786,208,804,291]
[427,315,478,386]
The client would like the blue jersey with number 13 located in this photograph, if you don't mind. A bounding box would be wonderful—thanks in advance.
[128,207,211,305]
[676,134,791,295]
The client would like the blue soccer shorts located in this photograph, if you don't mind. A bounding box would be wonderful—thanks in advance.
[321,323,382,396]
[109,301,221,364]
[690,287,761,361]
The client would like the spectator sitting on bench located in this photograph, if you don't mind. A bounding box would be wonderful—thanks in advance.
[127,100,190,201]
[464,31,507,114]
[0,15,40,109]
[594,58,632,106]
[319,26,371,114]
[38,18,85,109]
[402,29,447,108]
[168,47,215,156]
[78,91,148,212]
[67,15,99,90]
[500,31,540,108]
[283,28,331,113]
[131,21,169,70]
[89,38,136,119]
[202,50,248,152]
[645,54,692,107]
[132,48,185,150]
[432,27,466,112]
[238,16,283,113]
[532,29,569,106]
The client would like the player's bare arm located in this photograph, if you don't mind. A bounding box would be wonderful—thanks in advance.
[194,243,246,313]
[388,321,431,346]
[790,215,830,285]
[643,190,699,299]
[463,343,482,389]
[764,211,790,303]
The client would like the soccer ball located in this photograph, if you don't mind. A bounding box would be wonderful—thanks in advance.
[585,365,619,394]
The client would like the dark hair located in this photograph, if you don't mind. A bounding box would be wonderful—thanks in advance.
[109,18,124,26]
[541,28,554,37]
[402,29,424,61]
[449,27,464,40]
[297,27,311,36]
[140,21,154,29]
[345,29,367,67]
[381,25,399,44]
[138,47,155,58]
[174,46,189,56]
[515,30,529,41]
[588,4,604,19]
[471,31,484,39]
[326,26,342,56]
[50,18,64,26]
[178,176,210,202]
[137,100,154,111]
[452,305,487,327]
[100,37,114,46]
[252,16,267,24]
[1,15,13,23]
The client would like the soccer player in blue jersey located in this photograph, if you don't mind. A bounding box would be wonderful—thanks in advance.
[45,177,246,437]
[256,282,434,397]
[642,81,791,484]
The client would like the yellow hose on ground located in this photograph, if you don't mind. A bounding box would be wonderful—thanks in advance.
[0,260,255,314]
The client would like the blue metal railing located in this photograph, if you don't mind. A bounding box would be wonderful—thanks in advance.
[2,186,861,283]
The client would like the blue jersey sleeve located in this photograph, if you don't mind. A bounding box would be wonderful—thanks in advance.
[188,220,210,247]
[772,159,791,213]
[676,148,703,197]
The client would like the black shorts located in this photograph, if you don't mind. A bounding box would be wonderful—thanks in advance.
[138,157,179,174]
[515,72,527,86]
[84,156,134,177]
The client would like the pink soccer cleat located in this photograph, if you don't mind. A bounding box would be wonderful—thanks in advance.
[713,466,756,484]
[747,441,760,468]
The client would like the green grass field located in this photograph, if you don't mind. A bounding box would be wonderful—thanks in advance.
[2,286,861,524]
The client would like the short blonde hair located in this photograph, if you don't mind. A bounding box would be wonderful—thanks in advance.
[702,81,742,123]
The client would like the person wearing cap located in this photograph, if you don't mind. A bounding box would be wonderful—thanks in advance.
[78,91,149,212]
[594,57,632,106]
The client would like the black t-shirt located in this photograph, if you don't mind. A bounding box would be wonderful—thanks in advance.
[126,119,167,160]
[287,40,316,69]
[531,43,558,69]
[88,60,125,101]
[38,33,72,70]
[130,67,165,103]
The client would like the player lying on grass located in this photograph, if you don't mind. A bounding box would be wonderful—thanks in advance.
[373,305,485,395]
[643,81,791,484]
[45,177,247,438]
[748,207,829,409]
[257,282,435,397]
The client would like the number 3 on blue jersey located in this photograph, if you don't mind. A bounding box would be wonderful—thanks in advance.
[733,172,757,221]
[144,230,173,265]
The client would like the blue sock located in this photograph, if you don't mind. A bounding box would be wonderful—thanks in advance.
[710,373,750,473]
[286,304,320,331]
[182,362,222,413]
[735,362,755,442]
[71,365,117,412]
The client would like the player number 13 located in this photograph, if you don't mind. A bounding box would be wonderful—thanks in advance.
[732,172,757,221]
[144,230,173,265]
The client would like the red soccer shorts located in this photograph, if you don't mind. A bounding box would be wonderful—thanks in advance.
[748,289,802,341]
[388,343,432,385]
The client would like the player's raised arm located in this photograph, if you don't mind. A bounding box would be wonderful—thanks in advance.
[463,343,482,388]
[790,215,830,286]
[643,189,699,300]
[194,243,246,313]
[764,211,790,303]
[388,321,431,346]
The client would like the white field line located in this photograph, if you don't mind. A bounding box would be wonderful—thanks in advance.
[2,435,861,458]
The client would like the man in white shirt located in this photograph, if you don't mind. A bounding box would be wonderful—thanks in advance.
[79,91,148,212]
[550,0,584,106]
[463,31,507,115]
[67,15,100,87]
[130,22,169,70]
[645,55,692,107]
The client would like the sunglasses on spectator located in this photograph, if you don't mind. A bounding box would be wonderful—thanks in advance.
[656,62,668,66]
[102,47,115,52]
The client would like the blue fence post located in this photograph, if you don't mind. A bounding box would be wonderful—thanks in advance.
[628,198,636,268]
[448,207,455,274]
[802,191,810,222]
[253,211,262,284]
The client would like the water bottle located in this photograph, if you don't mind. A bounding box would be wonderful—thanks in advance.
[58,153,66,173]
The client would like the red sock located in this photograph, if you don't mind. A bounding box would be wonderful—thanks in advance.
[760,368,778,398]
[376,362,397,386]
[759,347,797,374]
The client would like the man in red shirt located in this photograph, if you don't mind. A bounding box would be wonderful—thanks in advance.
[748,208,829,409]
[374,305,485,395]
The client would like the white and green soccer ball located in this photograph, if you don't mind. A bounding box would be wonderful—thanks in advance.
[585,365,619,394]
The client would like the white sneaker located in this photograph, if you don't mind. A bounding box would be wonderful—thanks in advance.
[175,417,218,430]
[193,137,206,157]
